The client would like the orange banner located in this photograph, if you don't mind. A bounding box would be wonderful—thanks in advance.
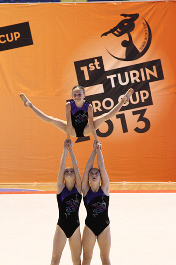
[0,2,176,183]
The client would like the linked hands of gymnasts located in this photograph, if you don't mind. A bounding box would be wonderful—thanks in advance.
[93,140,102,150]
[64,139,73,150]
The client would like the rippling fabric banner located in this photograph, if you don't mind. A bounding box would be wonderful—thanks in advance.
[0,2,175,182]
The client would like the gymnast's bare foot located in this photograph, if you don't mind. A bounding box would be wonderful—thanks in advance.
[122,88,134,103]
[20,93,32,107]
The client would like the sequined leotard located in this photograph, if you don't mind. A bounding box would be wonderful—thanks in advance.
[83,187,110,236]
[57,186,82,238]
[70,100,90,137]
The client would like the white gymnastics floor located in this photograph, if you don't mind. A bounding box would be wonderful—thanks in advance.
[0,193,176,265]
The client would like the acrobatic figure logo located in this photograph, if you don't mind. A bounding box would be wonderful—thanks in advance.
[101,13,152,61]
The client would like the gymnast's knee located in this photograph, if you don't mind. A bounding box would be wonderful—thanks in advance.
[82,252,93,264]
[100,254,111,265]
[50,256,61,265]
[72,256,81,265]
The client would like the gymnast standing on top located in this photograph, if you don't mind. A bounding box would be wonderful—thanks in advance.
[20,86,133,142]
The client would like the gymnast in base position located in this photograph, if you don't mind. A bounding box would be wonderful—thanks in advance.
[50,140,82,265]
[82,141,111,265]
[51,140,110,265]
